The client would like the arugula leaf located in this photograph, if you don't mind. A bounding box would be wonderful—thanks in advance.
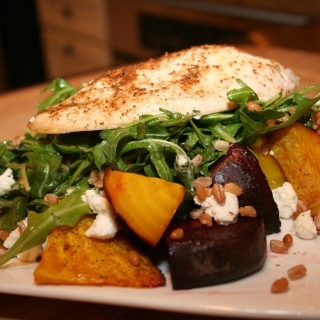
[51,132,101,154]
[268,83,320,110]
[22,139,58,154]
[189,120,213,146]
[0,143,17,169]
[195,112,235,125]
[103,128,136,171]
[210,123,238,143]
[239,92,320,141]
[25,152,69,198]
[0,189,92,267]
[181,129,200,151]
[225,80,320,141]
[92,140,109,170]
[0,197,27,233]
[51,158,93,196]
[37,78,78,112]
[121,139,193,188]
[227,79,259,109]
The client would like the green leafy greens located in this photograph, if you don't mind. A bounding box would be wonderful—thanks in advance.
[37,78,78,112]
[0,189,91,266]
[0,78,320,266]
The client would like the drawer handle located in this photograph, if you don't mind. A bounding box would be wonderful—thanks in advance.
[60,6,73,18]
[62,44,75,56]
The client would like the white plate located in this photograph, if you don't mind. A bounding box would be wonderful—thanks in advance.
[0,218,319,319]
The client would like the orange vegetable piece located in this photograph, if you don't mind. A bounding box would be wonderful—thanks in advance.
[268,122,320,215]
[251,136,286,189]
[34,215,165,287]
[104,168,185,246]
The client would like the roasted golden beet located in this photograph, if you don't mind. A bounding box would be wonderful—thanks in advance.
[251,137,287,189]
[103,168,185,246]
[34,215,165,287]
[268,122,320,216]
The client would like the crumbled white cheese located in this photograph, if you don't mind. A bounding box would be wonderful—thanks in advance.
[85,213,118,239]
[292,210,317,240]
[272,182,298,219]
[176,155,189,168]
[3,222,22,249]
[82,189,118,239]
[3,218,43,262]
[194,191,239,225]
[0,168,15,196]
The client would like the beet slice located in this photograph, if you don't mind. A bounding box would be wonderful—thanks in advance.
[210,143,281,234]
[166,217,266,290]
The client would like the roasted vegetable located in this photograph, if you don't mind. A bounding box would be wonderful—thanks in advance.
[251,137,287,189]
[103,168,185,246]
[0,189,91,267]
[210,143,281,234]
[34,215,165,288]
[268,122,320,216]
[166,217,266,290]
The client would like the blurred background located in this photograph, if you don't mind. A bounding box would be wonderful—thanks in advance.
[0,0,319,92]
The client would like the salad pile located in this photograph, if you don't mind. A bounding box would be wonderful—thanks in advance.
[0,78,320,267]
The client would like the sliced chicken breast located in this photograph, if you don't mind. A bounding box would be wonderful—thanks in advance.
[28,45,299,134]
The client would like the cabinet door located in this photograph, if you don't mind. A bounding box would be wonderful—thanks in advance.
[41,30,113,79]
[36,0,110,41]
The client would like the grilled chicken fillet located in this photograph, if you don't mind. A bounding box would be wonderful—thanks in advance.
[28,45,299,134]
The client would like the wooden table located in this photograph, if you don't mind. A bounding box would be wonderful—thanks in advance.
[0,45,319,320]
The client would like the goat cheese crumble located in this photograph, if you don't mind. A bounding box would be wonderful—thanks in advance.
[0,168,15,196]
[82,189,118,239]
[3,220,23,249]
[272,182,298,219]
[194,191,239,225]
[3,218,43,262]
[292,210,317,240]
[176,155,189,168]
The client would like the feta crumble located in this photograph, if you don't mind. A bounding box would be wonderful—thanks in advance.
[272,182,298,219]
[176,155,189,168]
[3,218,43,262]
[3,220,23,249]
[292,210,317,240]
[194,191,239,225]
[82,189,118,239]
[0,168,15,196]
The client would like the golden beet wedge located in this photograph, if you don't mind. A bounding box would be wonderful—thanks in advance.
[34,215,165,287]
[268,122,320,215]
[250,136,286,189]
[103,168,185,246]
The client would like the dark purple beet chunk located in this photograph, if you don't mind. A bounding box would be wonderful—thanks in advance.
[210,143,281,234]
[166,217,266,290]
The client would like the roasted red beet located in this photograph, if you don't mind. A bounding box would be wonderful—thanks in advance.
[210,143,281,234]
[166,217,266,290]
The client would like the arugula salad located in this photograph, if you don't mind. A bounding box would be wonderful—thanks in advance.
[0,78,320,267]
